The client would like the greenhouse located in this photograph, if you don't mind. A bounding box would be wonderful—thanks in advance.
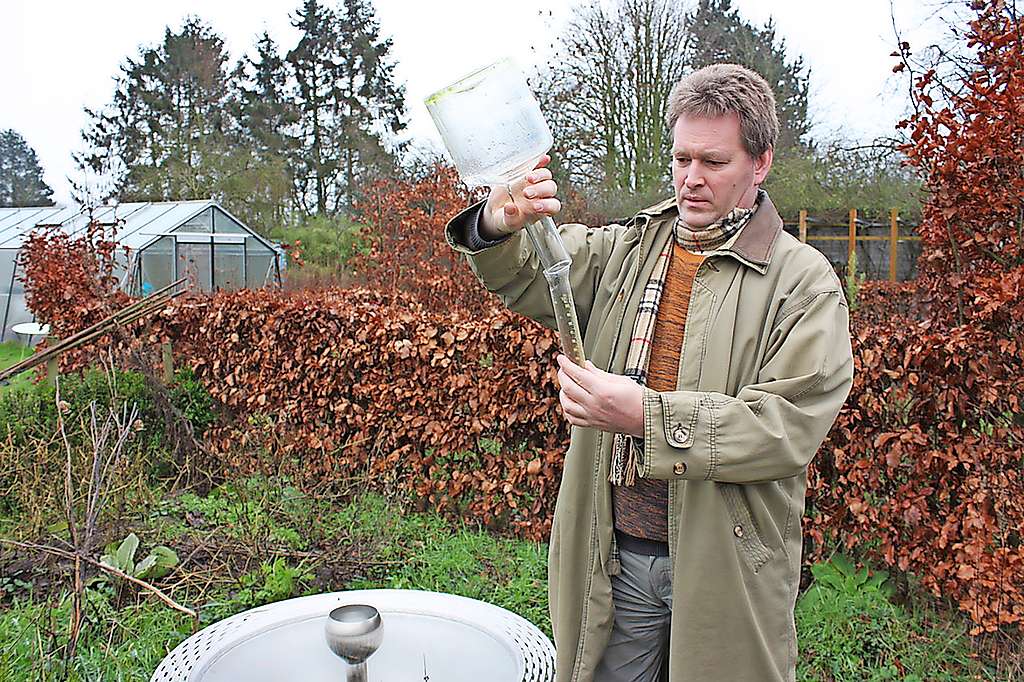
[0,200,282,343]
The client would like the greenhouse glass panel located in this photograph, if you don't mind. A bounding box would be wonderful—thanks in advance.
[216,242,245,290]
[8,257,24,296]
[179,208,213,233]
[140,237,174,295]
[0,249,16,340]
[177,242,213,292]
[112,248,131,290]
[245,239,274,288]
[0,250,30,344]
[213,208,247,234]
[0,249,16,296]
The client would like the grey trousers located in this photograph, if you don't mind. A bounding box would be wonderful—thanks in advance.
[594,547,673,682]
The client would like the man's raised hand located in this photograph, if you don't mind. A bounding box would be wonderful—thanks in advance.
[480,155,561,238]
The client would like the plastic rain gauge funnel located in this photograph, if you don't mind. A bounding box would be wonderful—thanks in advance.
[425,58,586,365]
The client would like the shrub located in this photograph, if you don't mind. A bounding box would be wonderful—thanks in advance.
[810,2,1024,633]
[0,368,207,531]
[169,367,216,436]
[158,286,564,541]
[270,214,371,268]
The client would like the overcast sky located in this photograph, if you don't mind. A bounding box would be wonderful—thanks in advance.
[1,0,949,205]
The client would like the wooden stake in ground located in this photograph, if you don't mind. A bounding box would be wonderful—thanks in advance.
[0,278,186,384]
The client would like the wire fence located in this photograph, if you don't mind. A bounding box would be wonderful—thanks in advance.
[782,209,921,282]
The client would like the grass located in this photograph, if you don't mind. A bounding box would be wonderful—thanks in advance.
[330,491,549,633]
[0,475,1005,681]
[0,478,549,680]
[0,341,36,394]
[0,590,192,681]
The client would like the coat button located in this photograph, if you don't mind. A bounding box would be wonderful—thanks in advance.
[733,525,745,538]
[672,424,688,442]
[673,461,686,476]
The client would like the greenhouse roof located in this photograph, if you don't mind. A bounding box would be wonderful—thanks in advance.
[0,200,270,251]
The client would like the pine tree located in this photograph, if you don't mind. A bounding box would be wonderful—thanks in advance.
[0,130,54,207]
[76,17,233,201]
[227,32,300,231]
[287,0,341,216]
[231,33,298,158]
[288,0,405,216]
[334,0,406,210]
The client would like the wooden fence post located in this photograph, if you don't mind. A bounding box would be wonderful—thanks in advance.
[889,208,899,283]
[848,209,857,261]
[799,210,807,243]
[46,336,58,386]
[161,341,174,384]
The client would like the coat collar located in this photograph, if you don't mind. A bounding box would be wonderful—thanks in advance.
[636,191,783,275]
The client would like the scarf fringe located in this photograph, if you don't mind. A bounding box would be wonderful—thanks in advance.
[609,433,638,486]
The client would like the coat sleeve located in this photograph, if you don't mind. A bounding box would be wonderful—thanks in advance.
[637,285,853,484]
[445,201,625,333]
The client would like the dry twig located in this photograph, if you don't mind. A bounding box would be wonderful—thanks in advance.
[0,538,197,621]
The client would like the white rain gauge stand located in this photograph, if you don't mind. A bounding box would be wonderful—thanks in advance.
[151,590,554,681]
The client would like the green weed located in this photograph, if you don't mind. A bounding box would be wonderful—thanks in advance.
[0,591,193,681]
[334,493,550,637]
[796,554,982,681]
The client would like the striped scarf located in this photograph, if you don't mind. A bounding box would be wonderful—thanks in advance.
[608,199,758,486]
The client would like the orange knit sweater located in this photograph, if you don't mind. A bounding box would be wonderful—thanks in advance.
[613,244,704,542]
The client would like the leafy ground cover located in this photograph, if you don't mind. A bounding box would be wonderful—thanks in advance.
[796,555,987,681]
[0,359,1014,681]
[0,478,549,680]
[0,473,1001,681]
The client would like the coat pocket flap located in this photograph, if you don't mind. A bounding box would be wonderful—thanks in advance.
[661,392,697,448]
[719,482,775,573]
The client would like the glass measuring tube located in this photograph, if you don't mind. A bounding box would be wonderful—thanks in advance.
[543,261,586,366]
[522,214,571,271]
[512,205,585,364]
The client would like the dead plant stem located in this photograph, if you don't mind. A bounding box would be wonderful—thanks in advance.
[0,539,198,621]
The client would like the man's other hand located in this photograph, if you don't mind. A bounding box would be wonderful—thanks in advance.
[556,354,644,437]
[480,155,561,239]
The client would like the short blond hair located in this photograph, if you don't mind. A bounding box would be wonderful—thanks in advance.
[665,64,779,158]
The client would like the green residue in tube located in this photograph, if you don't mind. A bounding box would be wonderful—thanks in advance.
[424,59,507,106]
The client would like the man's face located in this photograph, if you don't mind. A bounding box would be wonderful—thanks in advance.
[671,113,773,229]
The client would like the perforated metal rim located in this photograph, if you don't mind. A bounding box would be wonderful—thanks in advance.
[150,589,554,682]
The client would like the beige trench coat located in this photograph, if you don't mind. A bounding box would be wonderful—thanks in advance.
[446,194,854,682]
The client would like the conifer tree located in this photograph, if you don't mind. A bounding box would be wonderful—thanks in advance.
[0,130,54,207]
[287,0,406,216]
[76,17,233,201]
[334,0,406,211]
[685,0,811,154]
[228,32,300,230]
[287,0,342,216]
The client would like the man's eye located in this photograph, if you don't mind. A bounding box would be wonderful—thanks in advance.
[708,160,726,167]
[675,158,690,164]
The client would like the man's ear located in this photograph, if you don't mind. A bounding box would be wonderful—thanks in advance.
[753,147,773,185]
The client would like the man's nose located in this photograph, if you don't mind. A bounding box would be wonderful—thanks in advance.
[684,163,705,188]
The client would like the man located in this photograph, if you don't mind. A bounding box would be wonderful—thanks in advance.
[445,64,853,682]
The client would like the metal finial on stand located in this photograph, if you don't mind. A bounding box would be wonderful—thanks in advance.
[324,604,383,682]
